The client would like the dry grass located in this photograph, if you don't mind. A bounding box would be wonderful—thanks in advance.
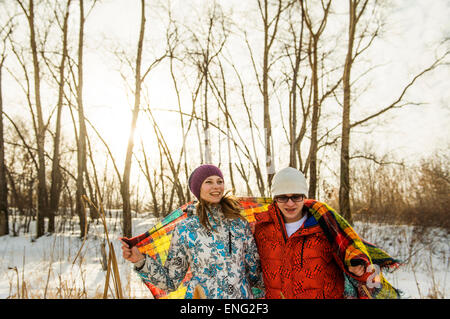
[4,235,141,299]
[349,152,449,230]
[3,194,137,299]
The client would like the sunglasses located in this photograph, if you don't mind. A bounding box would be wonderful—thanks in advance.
[275,194,305,203]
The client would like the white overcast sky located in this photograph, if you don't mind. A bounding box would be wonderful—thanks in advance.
[80,0,450,166]
[3,0,449,169]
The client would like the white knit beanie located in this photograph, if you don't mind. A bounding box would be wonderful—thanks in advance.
[271,167,308,198]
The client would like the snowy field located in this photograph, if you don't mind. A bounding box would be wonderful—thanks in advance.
[0,212,448,299]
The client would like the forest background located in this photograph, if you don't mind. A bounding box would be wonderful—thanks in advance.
[0,0,449,298]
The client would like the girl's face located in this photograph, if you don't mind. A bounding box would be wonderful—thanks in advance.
[200,175,224,204]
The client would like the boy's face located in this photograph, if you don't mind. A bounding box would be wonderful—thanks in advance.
[275,194,305,223]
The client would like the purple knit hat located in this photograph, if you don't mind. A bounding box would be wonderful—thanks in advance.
[188,164,224,200]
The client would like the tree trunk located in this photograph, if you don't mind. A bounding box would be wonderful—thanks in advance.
[263,41,274,187]
[288,12,304,168]
[121,0,146,238]
[300,0,331,199]
[307,35,319,199]
[76,0,87,238]
[49,0,71,233]
[0,52,8,236]
[339,0,357,223]
[24,0,48,238]
[260,0,284,188]
[203,59,212,164]
[224,105,236,193]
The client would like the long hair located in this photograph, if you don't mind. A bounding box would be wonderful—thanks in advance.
[196,192,244,230]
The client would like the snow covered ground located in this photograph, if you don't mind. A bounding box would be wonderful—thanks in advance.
[353,221,449,298]
[0,212,448,299]
[0,212,155,299]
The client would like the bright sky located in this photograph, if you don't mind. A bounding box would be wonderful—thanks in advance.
[80,0,449,169]
[3,0,448,177]
[360,0,450,162]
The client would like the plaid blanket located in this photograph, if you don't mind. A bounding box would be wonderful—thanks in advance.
[305,200,402,299]
[122,197,401,299]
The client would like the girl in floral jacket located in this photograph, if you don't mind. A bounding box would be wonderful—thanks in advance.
[121,164,264,299]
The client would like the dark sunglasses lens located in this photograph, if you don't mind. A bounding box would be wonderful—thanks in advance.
[276,196,288,203]
[276,195,304,203]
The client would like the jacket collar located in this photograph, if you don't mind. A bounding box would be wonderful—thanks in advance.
[207,204,228,228]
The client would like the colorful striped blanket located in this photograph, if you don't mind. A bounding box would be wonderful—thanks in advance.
[305,200,401,299]
[121,197,401,299]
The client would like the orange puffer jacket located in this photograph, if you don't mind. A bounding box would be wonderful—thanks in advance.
[254,203,344,299]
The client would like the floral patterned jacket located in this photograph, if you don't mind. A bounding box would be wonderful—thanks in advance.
[134,205,265,299]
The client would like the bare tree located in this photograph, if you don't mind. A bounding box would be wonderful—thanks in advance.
[339,0,371,223]
[165,6,193,202]
[15,0,49,238]
[338,0,449,222]
[75,0,88,238]
[121,0,146,237]
[183,2,229,165]
[48,0,72,233]
[285,3,306,169]
[121,0,167,236]
[226,57,266,196]
[257,0,290,187]
[276,1,314,173]
[300,0,332,199]
[0,19,13,236]
[0,64,7,236]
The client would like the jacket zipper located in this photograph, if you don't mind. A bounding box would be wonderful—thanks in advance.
[300,236,306,268]
[228,230,232,255]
